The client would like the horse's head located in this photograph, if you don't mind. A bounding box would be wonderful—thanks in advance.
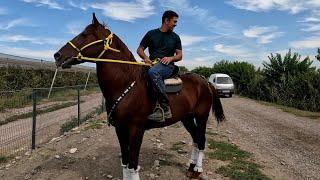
[54,13,113,68]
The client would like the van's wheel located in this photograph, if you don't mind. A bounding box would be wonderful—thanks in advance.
[229,93,232,97]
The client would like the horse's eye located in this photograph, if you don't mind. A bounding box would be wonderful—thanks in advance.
[81,32,88,37]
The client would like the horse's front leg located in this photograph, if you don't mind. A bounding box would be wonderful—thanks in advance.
[127,125,145,180]
[115,126,130,180]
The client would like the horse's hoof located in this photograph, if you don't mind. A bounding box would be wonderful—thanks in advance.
[186,164,201,179]
[186,171,201,179]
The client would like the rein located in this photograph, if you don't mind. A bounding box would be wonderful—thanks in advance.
[68,32,155,67]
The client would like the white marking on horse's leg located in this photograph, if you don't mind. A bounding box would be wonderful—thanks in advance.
[127,166,140,180]
[188,143,199,166]
[193,118,197,127]
[121,164,130,180]
[193,150,204,172]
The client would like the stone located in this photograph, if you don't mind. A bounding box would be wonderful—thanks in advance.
[54,155,60,159]
[15,156,21,160]
[154,160,160,167]
[149,173,156,179]
[25,151,31,156]
[107,175,113,179]
[69,148,78,154]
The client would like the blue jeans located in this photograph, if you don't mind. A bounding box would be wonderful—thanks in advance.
[148,63,174,101]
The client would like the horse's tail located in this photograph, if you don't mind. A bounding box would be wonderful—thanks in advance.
[208,82,225,124]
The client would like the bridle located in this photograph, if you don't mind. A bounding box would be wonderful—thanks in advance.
[67,32,154,66]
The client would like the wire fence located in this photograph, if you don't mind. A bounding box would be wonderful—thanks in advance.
[0,85,104,157]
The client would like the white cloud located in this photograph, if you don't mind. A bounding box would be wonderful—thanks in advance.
[22,0,65,10]
[68,0,89,10]
[298,17,320,23]
[0,18,31,30]
[159,0,236,36]
[302,24,320,32]
[0,34,64,45]
[89,0,155,22]
[213,44,253,58]
[243,26,284,44]
[212,43,268,63]
[226,0,320,14]
[0,44,55,60]
[66,23,85,35]
[180,35,207,46]
[176,59,214,70]
[290,37,320,49]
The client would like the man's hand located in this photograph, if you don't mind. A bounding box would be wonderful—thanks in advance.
[143,58,153,65]
[160,57,172,65]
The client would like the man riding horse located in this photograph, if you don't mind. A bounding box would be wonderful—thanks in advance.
[137,10,182,122]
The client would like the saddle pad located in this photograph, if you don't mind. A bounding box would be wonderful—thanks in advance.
[164,77,182,93]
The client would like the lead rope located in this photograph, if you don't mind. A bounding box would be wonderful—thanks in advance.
[107,81,136,126]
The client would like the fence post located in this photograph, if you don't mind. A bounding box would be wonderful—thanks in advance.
[31,89,37,150]
[77,87,80,126]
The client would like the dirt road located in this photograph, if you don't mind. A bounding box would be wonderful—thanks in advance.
[0,96,319,180]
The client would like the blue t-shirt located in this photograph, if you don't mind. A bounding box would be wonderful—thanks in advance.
[140,28,182,61]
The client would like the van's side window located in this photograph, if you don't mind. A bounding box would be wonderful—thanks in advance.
[213,78,216,83]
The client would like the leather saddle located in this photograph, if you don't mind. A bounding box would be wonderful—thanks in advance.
[164,65,182,93]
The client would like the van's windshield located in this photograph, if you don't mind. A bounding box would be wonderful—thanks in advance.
[217,77,233,84]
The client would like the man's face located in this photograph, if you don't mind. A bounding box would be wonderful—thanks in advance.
[165,17,178,31]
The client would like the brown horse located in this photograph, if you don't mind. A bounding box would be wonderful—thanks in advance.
[54,13,225,180]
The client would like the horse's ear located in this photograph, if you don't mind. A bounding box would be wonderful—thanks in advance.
[92,13,100,26]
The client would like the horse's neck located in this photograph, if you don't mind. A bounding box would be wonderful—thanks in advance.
[96,38,143,104]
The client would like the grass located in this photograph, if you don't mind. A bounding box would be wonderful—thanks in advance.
[60,117,78,135]
[0,101,80,126]
[216,160,271,180]
[207,140,251,161]
[85,121,103,130]
[206,139,270,180]
[0,90,33,112]
[0,86,100,112]
[60,105,104,134]
[170,141,188,154]
[159,158,184,167]
[260,101,320,120]
[206,131,219,136]
[171,122,182,128]
[0,155,14,164]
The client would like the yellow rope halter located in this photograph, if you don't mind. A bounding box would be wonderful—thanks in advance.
[68,32,155,67]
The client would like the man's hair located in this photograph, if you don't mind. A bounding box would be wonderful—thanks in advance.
[162,10,179,23]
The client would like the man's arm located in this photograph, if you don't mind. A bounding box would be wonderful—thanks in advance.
[137,45,152,64]
[160,49,182,65]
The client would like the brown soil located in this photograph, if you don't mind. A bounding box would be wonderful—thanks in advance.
[0,96,319,180]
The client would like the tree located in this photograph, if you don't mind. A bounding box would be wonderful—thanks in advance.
[263,49,314,86]
[191,66,213,78]
[316,48,320,62]
[178,66,189,73]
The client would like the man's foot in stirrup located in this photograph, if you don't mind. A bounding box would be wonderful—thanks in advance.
[148,103,172,122]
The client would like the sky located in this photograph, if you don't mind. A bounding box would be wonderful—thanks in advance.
[0,0,320,70]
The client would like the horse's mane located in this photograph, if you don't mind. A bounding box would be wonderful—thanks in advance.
[102,26,147,82]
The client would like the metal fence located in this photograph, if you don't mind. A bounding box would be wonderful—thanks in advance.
[0,85,104,156]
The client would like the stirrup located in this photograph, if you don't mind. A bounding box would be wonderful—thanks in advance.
[148,103,165,122]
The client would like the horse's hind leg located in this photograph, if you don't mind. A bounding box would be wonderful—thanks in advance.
[184,113,209,179]
[193,114,209,173]
[181,114,200,178]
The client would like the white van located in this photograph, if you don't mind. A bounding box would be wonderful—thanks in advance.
[208,73,234,97]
